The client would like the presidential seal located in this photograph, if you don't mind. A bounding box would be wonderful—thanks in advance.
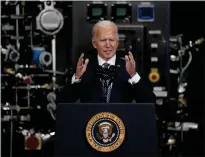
[86,112,125,152]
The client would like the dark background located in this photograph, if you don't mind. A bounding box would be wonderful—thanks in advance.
[171,1,204,156]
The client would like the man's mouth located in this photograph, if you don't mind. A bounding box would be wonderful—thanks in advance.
[104,50,112,53]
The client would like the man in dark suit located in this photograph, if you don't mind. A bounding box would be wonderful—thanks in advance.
[58,20,155,103]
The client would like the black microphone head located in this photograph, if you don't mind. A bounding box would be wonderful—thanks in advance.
[95,65,116,80]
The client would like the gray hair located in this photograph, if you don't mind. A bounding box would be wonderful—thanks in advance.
[92,20,119,39]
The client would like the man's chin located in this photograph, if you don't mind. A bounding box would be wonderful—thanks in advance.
[104,53,114,59]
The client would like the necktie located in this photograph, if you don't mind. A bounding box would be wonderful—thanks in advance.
[101,63,113,103]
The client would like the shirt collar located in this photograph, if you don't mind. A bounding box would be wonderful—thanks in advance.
[97,54,116,66]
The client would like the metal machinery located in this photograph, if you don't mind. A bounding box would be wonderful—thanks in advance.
[1,1,204,157]
[1,1,71,156]
[162,35,204,156]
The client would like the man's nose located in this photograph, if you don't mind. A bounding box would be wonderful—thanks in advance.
[105,40,111,47]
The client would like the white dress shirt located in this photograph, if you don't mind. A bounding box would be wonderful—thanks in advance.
[71,54,141,84]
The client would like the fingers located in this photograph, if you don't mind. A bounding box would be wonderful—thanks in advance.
[79,53,84,60]
[76,53,89,78]
[82,58,89,71]
[84,58,89,67]
[125,55,129,64]
[128,51,134,61]
[128,51,135,65]
[77,53,84,66]
[125,52,135,64]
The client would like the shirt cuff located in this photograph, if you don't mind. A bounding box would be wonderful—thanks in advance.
[71,74,81,84]
[128,73,141,85]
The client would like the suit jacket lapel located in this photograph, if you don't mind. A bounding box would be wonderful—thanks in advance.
[86,55,104,102]
[85,53,124,103]
[110,55,122,102]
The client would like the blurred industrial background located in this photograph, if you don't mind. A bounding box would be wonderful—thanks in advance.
[1,1,204,157]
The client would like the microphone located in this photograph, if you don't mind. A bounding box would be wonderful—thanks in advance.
[96,65,116,80]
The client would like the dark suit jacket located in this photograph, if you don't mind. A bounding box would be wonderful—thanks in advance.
[57,54,156,103]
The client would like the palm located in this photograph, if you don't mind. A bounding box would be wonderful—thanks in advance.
[125,52,136,77]
[75,53,89,79]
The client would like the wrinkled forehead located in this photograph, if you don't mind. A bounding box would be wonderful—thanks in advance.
[95,25,118,38]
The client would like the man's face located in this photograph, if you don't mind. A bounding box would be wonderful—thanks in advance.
[92,25,119,60]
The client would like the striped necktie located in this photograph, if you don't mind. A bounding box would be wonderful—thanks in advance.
[101,62,113,103]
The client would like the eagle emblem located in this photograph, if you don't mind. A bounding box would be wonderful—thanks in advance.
[86,112,125,152]
[97,122,115,143]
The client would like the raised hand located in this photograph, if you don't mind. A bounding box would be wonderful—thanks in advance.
[75,53,89,79]
[125,51,136,77]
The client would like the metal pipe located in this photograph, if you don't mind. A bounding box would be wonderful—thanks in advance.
[11,85,63,90]
[52,35,56,90]
[16,4,20,50]
[27,85,30,108]
[9,110,13,157]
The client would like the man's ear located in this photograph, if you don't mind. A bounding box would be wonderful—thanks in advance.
[92,38,97,49]
[116,38,119,47]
